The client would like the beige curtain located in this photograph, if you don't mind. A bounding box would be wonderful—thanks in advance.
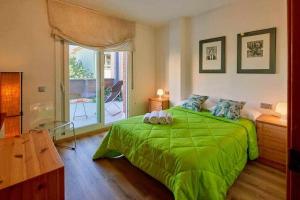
[47,0,135,49]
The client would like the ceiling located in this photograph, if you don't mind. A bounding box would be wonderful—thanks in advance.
[67,0,240,26]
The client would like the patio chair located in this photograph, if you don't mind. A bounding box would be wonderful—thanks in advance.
[71,98,89,120]
[105,80,123,116]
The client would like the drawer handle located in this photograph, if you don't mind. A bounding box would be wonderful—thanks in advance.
[40,147,48,153]
[14,154,23,158]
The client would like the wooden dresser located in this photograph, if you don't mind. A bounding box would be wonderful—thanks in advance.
[0,130,64,200]
[149,97,169,112]
[256,114,287,171]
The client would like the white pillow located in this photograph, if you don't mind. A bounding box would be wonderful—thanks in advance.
[240,108,262,121]
[202,97,218,111]
[174,99,188,106]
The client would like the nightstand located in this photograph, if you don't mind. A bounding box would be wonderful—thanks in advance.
[256,114,287,171]
[149,97,169,112]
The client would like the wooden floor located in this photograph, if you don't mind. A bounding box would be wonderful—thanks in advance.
[57,134,286,200]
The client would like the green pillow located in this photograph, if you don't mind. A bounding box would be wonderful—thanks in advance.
[213,99,246,120]
[182,95,208,112]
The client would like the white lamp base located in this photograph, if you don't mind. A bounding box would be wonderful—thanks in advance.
[280,115,287,123]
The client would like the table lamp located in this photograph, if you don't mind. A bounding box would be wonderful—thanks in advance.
[157,89,164,99]
[275,102,287,122]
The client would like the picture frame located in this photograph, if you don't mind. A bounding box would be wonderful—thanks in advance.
[237,27,276,74]
[199,36,225,73]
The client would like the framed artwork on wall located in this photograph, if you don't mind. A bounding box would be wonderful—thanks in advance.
[237,27,276,74]
[199,36,225,73]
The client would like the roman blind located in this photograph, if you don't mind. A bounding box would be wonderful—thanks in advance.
[47,0,135,49]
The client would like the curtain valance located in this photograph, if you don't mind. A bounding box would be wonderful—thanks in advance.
[47,0,135,49]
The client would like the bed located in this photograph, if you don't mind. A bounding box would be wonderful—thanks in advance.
[93,106,259,200]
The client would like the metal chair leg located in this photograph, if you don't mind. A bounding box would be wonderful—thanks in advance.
[105,101,122,116]
[50,121,76,151]
[71,121,76,150]
[82,103,88,119]
[73,103,78,120]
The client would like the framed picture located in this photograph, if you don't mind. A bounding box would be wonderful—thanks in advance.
[199,36,225,73]
[237,27,276,74]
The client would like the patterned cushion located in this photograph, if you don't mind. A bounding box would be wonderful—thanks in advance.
[182,95,208,112]
[212,101,231,117]
[213,99,246,120]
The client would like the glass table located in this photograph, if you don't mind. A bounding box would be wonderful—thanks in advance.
[34,121,76,150]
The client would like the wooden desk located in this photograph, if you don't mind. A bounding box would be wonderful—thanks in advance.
[0,131,64,199]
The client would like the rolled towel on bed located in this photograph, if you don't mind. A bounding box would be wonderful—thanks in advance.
[166,113,173,124]
[143,113,151,123]
[158,111,168,124]
[149,111,159,124]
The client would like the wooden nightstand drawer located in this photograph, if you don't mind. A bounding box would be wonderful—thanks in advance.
[259,123,287,139]
[149,97,169,112]
[256,115,287,171]
[257,135,286,153]
[259,146,286,165]
[150,103,162,111]
[257,127,287,152]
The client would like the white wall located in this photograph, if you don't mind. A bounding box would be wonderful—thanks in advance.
[155,26,169,92]
[0,0,156,131]
[168,19,183,104]
[156,18,192,105]
[156,0,287,110]
[131,24,156,115]
[0,0,55,131]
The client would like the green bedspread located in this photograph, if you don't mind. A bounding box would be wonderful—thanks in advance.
[93,107,259,200]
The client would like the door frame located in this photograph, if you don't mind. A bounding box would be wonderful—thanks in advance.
[63,43,103,134]
[103,50,133,125]
[60,42,133,134]
[288,0,300,199]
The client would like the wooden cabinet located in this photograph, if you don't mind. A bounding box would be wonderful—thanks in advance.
[149,97,169,112]
[256,114,287,171]
[0,130,64,200]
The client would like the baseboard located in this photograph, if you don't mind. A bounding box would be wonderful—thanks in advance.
[55,126,110,144]
[257,157,286,172]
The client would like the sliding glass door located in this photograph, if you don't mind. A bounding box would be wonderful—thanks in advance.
[64,44,130,131]
[103,51,128,125]
[67,45,100,128]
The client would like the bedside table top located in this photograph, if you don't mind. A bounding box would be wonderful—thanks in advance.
[256,114,287,127]
[149,97,169,101]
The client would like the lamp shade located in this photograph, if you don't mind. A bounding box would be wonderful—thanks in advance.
[275,102,287,116]
[0,72,22,137]
[157,89,164,97]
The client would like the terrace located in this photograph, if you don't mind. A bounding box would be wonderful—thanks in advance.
[69,78,126,128]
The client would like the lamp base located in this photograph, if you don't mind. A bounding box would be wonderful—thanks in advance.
[279,115,287,124]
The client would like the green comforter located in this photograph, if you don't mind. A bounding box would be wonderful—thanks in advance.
[93,107,259,200]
